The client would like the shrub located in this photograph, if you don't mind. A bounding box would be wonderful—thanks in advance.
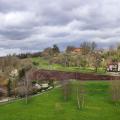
[32,80,37,85]
[32,61,39,66]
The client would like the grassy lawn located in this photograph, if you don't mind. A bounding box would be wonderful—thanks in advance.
[32,57,106,74]
[0,81,120,120]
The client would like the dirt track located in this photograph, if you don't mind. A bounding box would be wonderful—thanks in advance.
[32,69,120,81]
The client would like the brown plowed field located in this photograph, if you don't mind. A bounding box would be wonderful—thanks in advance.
[32,69,120,81]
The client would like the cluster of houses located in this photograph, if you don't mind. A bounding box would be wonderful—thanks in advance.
[70,47,103,54]
[71,47,120,73]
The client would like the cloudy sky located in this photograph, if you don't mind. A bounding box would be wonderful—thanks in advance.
[0,0,120,56]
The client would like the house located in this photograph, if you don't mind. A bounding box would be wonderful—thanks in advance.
[71,48,83,54]
[107,62,120,72]
[118,62,120,71]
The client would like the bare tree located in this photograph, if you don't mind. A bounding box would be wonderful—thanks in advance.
[24,68,33,104]
[109,79,120,104]
[0,56,20,98]
[80,41,91,55]
[93,53,102,72]
[91,41,97,52]
[61,80,72,101]
[17,86,27,98]
[76,81,85,109]
[17,66,34,104]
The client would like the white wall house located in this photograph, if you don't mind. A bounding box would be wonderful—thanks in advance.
[118,62,120,72]
[107,62,120,72]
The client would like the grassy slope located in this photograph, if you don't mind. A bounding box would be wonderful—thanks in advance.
[0,81,120,120]
[32,57,106,74]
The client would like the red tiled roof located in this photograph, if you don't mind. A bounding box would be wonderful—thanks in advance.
[72,48,82,52]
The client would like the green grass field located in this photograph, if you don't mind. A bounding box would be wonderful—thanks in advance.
[32,57,106,74]
[0,81,120,120]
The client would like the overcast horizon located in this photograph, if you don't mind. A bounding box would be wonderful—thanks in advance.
[0,0,120,56]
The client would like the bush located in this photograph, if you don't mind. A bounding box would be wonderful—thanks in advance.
[16,86,27,98]
[32,61,39,66]
[32,80,37,85]
[16,86,37,98]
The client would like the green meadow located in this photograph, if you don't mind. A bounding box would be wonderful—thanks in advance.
[0,81,120,120]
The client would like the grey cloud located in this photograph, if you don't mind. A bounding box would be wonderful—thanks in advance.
[0,0,120,56]
[0,29,33,40]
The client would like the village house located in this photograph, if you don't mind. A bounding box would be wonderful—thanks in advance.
[107,62,120,72]
[71,48,83,54]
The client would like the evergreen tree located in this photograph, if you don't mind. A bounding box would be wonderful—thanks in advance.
[7,79,12,97]
[53,44,60,54]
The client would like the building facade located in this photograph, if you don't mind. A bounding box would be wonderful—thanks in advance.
[107,62,120,72]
